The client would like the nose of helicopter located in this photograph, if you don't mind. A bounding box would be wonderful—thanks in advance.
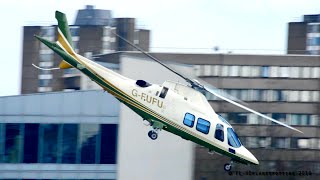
[243,148,259,165]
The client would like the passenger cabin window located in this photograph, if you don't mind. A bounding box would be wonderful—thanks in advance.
[214,124,224,142]
[159,87,169,99]
[196,118,210,134]
[136,80,151,87]
[227,128,241,148]
[183,113,195,127]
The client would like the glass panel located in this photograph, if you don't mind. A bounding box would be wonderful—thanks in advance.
[271,137,290,149]
[100,124,117,164]
[261,66,269,77]
[229,66,239,77]
[23,123,39,163]
[196,118,210,134]
[212,65,220,76]
[228,113,247,124]
[272,113,287,124]
[227,128,241,148]
[79,124,99,164]
[41,124,58,163]
[221,66,229,76]
[279,67,289,78]
[203,65,211,76]
[290,67,300,78]
[241,66,250,77]
[300,91,310,102]
[194,65,201,76]
[251,66,260,77]
[62,124,78,164]
[214,124,224,142]
[70,26,80,36]
[39,79,50,87]
[40,26,55,37]
[4,124,22,163]
[270,66,279,77]
[39,54,53,62]
[302,67,311,78]
[183,113,195,127]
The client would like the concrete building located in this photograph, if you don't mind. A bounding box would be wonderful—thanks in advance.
[0,90,119,179]
[287,14,320,55]
[21,5,150,94]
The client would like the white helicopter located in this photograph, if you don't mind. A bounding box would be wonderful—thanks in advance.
[34,11,302,171]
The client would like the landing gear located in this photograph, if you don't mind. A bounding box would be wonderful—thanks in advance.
[143,119,165,140]
[148,130,158,140]
[224,163,232,171]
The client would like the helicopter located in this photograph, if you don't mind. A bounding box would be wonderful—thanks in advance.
[33,11,302,172]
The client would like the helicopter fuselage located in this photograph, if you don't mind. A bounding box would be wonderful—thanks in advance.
[74,53,259,166]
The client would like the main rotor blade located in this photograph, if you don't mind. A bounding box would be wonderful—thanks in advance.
[113,33,194,85]
[196,78,245,103]
[204,86,303,133]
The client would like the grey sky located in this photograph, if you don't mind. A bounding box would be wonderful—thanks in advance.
[1,0,320,96]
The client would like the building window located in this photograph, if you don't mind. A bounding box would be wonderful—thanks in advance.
[214,124,224,142]
[40,26,55,37]
[62,124,78,164]
[39,79,50,87]
[261,66,269,77]
[100,124,118,164]
[196,118,210,134]
[4,124,22,163]
[79,124,99,164]
[40,124,59,163]
[228,113,247,124]
[271,137,290,149]
[23,123,39,163]
[70,26,80,37]
[183,113,195,127]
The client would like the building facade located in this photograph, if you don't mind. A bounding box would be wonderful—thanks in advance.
[21,5,150,94]
[0,90,119,179]
[288,14,320,55]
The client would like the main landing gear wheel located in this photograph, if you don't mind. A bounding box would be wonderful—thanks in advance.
[224,163,232,171]
[148,130,158,140]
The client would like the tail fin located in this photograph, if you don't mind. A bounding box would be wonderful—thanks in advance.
[55,11,75,69]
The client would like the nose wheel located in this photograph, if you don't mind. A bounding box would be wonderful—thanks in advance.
[224,163,232,171]
[148,130,158,140]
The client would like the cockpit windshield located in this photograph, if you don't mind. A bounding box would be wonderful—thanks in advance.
[218,115,231,126]
[227,128,242,148]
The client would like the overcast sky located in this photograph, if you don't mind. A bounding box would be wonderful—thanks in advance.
[1,0,320,96]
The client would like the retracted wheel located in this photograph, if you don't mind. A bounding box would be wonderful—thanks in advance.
[148,130,158,140]
[224,163,232,171]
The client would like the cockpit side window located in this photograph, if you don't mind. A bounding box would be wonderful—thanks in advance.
[136,80,151,87]
[214,124,224,142]
[159,87,169,99]
[227,128,242,148]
